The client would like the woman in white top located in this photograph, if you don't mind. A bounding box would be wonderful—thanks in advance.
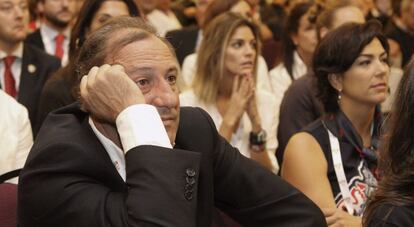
[181,0,273,93]
[180,12,279,173]
[0,90,33,183]
[269,2,317,101]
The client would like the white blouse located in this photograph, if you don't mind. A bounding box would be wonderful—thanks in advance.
[180,90,279,174]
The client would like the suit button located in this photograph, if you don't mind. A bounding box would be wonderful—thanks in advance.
[184,191,193,201]
[186,168,196,177]
[186,176,196,185]
[185,183,194,191]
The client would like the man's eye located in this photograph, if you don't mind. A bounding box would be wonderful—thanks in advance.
[137,79,149,87]
[167,75,177,85]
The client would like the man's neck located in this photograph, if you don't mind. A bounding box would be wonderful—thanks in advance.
[92,117,123,149]
[42,20,68,33]
[0,41,21,55]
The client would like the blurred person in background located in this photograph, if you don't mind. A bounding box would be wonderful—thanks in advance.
[36,0,140,131]
[276,1,367,165]
[25,0,77,65]
[180,12,279,174]
[181,0,273,94]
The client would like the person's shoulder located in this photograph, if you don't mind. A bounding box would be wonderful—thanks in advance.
[25,29,41,41]
[369,203,414,227]
[24,43,59,63]
[0,90,28,118]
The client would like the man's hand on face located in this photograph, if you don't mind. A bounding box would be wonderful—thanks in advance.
[80,64,145,123]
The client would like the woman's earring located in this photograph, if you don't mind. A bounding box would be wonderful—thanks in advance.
[338,89,342,102]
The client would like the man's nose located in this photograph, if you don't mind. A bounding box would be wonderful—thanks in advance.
[150,80,179,108]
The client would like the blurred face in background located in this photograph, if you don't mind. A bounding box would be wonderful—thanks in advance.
[292,11,317,58]
[230,0,252,19]
[89,0,130,33]
[157,0,171,12]
[402,1,414,32]
[224,25,257,76]
[38,0,76,28]
[195,0,213,26]
[135,0,156,13]
[0,0,29,45]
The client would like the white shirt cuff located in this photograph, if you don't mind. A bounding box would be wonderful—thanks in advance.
[116,104,172,153]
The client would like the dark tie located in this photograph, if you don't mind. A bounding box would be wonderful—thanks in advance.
[3,56,17,98]
[55,34,65,59]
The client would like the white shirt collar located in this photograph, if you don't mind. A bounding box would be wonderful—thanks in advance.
[40,23,70,41]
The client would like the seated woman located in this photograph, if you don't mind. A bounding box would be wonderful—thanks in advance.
[281,21,390,226]
[36,0,140,131]
[269,2,317,103]
[180,0,272,94]
[363,59,414,226]
[180,12,279,173]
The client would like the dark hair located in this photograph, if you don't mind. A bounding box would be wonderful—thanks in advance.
[363,58,414,226]
[282,2,313,79]
[75,17,158,80]
[313,20,389,113]
[69,0,140,60]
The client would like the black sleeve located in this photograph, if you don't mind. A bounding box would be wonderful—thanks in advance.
[276,76,322,165]
[18,142,201,227]
[196,108,327,227]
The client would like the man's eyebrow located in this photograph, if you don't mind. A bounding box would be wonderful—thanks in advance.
[128,67,155,74]
[167,67,178,74]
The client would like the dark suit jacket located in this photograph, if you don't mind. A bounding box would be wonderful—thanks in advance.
[25,29,45,51]
[18,44,61,135]
[166,26,199,66]
[18,103,326,227]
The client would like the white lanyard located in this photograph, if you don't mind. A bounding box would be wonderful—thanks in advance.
[326,128,355,215]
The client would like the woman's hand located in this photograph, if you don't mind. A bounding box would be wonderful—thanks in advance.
[322,208,362,227]
[220,74,254,139]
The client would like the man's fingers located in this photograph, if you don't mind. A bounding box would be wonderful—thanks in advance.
[111,64,126,73]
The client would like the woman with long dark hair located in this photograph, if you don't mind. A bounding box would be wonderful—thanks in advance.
[282,21,390,226]
[363,59,414,226]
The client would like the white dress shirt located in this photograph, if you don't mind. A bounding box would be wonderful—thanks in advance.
[181,53,273,94]
[0,90,33,184]
[179,90,279,174]
[0,44,23,93]
[40,24,70,66]
[89,104,172,180]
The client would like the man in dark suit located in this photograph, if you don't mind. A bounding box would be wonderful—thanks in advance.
[0,0,61,134]
[18,17,326,226]
[25,0,76,65]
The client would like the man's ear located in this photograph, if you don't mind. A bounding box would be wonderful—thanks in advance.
[328,73,342,92]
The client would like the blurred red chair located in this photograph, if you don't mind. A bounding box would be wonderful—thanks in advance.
[0,183,18,227]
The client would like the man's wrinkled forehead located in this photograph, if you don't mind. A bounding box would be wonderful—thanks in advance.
[104,28,178,63]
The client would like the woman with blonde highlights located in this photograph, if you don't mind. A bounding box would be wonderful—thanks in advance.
[180,12,279,173]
